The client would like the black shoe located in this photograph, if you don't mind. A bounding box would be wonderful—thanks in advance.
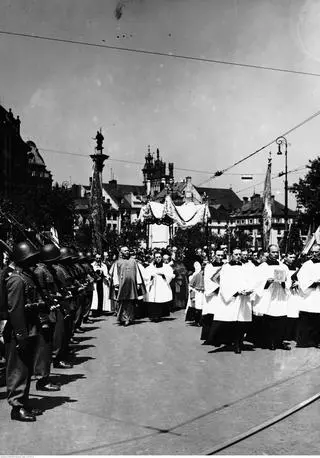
[75,327,85,333]
[36,380,61,391]
[234,345,241,354]
[69,338,79,344]
[53,360,73,369]
[11,407,36,422]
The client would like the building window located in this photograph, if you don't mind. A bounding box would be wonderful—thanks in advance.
[107,213,111,220]
[113,214,117,220]
[249,219,253,224]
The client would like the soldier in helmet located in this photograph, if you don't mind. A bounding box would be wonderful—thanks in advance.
[34,244,73,374]
[3,241,44,421]
[69,248,88,334]
[58,247,83,346]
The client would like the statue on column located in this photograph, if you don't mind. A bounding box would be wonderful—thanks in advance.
[95,129,104,151]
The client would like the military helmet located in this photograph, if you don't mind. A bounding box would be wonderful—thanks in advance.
[85,251,94,262]
[40,244,61,263]
[12,241,40,265]
[59,247,73,261]
[77,252,86,263]
[69,247,79,261]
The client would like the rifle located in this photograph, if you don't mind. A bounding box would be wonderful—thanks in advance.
[0,208,41,249]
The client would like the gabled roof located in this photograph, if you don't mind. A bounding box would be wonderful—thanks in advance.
[103,183,145,197]
[196,187,242,211]
[102,183,144,208]
[209,205,230,221]
[232,196,296,218]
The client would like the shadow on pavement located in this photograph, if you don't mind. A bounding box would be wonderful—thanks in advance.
[71,356,95,365]
[70,344,95,353]
[50,373,87,387]
[208,343,255,354]
[79,326,100,332]
[29,395,77,412]
[72,336,97,342]
[0,390,7,400]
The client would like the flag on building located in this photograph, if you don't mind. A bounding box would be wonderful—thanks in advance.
[262,156,272,251]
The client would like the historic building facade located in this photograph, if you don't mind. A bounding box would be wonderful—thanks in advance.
[0,104,52,200]
[74,146,242,237]
[230,193,297,248]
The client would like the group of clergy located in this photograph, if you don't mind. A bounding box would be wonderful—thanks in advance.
[89,247,177,326]
[186,244,320,354]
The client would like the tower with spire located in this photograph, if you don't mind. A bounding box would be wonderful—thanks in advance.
[142,146,174,197]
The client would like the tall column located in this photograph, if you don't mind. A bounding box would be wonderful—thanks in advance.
[90,130,109,254]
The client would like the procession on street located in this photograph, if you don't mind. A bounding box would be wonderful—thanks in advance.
[2,236,320,422]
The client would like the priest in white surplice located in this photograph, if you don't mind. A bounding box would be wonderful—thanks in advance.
[253,244,291,350]
[144,251,175,322]
[204,248,255,354]
[295,244,320,348]
[201,250,224,342]
[91,254,111,314]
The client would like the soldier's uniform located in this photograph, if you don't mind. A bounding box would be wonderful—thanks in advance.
[81,254,95,323]
[49,261,74,367]
[3,240,46,421]
[33,261,59,386]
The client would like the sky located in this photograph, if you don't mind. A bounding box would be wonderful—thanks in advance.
[1,0,320,209]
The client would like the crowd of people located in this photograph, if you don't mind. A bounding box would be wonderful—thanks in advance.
[0,239,319,422]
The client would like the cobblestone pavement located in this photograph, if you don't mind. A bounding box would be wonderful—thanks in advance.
[2,310,320,455]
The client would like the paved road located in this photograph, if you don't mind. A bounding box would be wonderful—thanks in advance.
[2,310,320,455]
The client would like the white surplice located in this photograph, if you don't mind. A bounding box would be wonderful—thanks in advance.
[144,263,175,303]
[286,268,300,318]
[201,263,222,316]
[253,262,290,317]
[297,260,320,313]
[213,263,254,322]
[91,261,111,312]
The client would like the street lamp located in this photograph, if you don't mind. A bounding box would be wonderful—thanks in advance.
[276,136,288,252]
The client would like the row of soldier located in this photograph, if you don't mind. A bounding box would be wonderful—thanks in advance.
[0,242,193,422]
[186,244,320,354]
[0,241,99,422]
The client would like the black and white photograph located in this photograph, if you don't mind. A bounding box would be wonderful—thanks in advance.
[1,0,320,455]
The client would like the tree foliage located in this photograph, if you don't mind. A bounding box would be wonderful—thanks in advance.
[291,157,320,228]
[0,184,76,244]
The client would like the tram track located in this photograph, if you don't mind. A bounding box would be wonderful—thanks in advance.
[204,391,320,455]
[63,360,320,455]
[201,361,320,455]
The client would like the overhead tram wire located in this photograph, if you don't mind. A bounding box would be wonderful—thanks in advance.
[38,147,220,176]
[235,165,307,194]
[2,29,320,78]
[211,109,320,179]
